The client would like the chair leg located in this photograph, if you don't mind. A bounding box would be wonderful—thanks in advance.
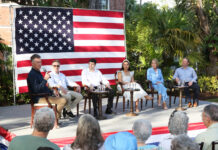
[30,106,34,128]
[127,100,129,108]
[169,93,172,108]
[152,99,154,108]
[141,99,143,110]
[84,98,87,113]
[123,97,125,112]
[115,95,119,109]
[88,98,91,114]
[77,104,79,116]
[145,99,148,106]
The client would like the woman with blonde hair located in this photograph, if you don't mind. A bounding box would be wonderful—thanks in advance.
[147,59,168,109]
[63,114,105,150]
[117,59,153,112]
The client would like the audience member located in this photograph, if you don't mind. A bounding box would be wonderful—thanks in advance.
[104,132,137,150]
[159,110,189,150]
[8,107,60,150]
[171,135,199,150]
[133,119,158,150]
[64,114,105,150]
[37,147,55,150]
[195,104,218,150]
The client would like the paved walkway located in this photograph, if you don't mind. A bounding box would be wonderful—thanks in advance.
[0,96,214,139]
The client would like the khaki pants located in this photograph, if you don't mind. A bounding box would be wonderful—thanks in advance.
[60,90,83,112]
[38,97,67,119]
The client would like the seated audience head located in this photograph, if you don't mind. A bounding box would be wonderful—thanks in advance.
[168,110,189,135]
[71,114,104,150]
[171,134,199,150]
[52,60,60,73]
[104,132,137,150]
[89,58,97,70]
[132,119,152,143]
[121,59,130,71]
[202,104,218,128]
[30,54,41,70]
[34,107,55,134]
[151,58,159,69]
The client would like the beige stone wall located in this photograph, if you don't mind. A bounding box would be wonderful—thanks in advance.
[0,6,14,46]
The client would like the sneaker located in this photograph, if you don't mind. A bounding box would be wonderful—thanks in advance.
[105,108,113,114]
[66,111,75,118]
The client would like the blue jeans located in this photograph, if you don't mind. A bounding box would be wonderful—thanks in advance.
[153,83,168,102]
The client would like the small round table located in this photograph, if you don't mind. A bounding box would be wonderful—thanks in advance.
[124,88,140,116]
[174,86,188,111]
[91,90,109,120]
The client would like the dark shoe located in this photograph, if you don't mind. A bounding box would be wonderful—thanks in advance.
[187,102,192,108]
[193,102,198,107]
[66,111,75,118]
[105,108,113,114]
[63,108,67,118]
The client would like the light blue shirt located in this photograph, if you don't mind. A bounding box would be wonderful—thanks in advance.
[173,67,197,82]
[147,68,164,85]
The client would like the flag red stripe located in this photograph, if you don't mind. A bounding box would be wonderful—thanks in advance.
[17,57,125,68]
[73,22,124,29]
[73,9,123,18]
[17,68,120,80]
[74,46,125,52]
[19,80,116,93]
[74,34,125,40]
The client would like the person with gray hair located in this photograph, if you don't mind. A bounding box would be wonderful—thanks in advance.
[195,104,218,150]
[64,114,105,150]
[159,110,189,150]
[132,119,158,149]
[171,135,199,150]
[8,107,60,150]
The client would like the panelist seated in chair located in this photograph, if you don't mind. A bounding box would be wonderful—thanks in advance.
[81,59,114,118]
[48,60,83,118]
[117,59,153,113]
[173,57,200,108]
[147,59,168,110]
[27,54,67,119]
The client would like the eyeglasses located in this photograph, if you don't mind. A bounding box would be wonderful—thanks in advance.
[53,65,60,68]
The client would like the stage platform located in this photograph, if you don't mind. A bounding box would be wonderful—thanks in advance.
[0,96,214,142]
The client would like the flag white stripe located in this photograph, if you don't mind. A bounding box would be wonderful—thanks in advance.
[73,16,124,23]
[74,40,125,46]
[74,28,124,35]
[15,52,126,61]
[17,74,116,87]
[16,63,122,74]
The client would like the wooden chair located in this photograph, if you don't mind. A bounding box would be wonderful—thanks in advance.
[83,86,92,114]
[114,71,127,112]
[212,141,218,150]
[27,82,58,128]
[144,79,155,108]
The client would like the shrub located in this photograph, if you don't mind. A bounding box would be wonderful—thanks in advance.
[198,76,218,94]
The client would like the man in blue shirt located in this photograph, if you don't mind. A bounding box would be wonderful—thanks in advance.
[173,58,200,107]
[27,54,67,119]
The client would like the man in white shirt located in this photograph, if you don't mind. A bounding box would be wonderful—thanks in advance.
[82,59,114,118]
[48,60,83,118]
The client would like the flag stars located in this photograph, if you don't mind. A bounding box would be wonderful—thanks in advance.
[66,11,71,16]
[68,46,71,50]
[34,42,39,47]
[53,24,57,29]
[53,33,57,37]
[39,20,43,24]
[34,24,38,29]
[48,11,52,15]
[62,33,66,37]
[57,11,61,15]
[28,20,33,24]
[59,46,63,50]
[29,10,33,15]
[67,29,71,33]
[39,29,43,33]
[29,29,33,33]
[58,29,62,33]
[29,38,33,42]
[19,10,23,15]
[63,42,67,46]
[24,15,28,19]
[54,42,58,46]
[39,38,43,42]
[38,10,43,15]
[24,24,28,29]
[44,42,48,46]
[67,38,71,42]
[62,16,66,20]
[43,15,47,20]
[30,47,34,51]
[53,15,57,20]
[62,25,66,29]
[66,20,70,25]
[18,19,23,24]
[24,42,29,47]
[49,46,54,51]
[49,38,53,42]
[24,33,28,38]
[20,47,24,52]
[34,33,38,38]
[19,38,23,43]
[44,33,48,37]
[48,29,53,33]
[57,20,62,24]
[43,24,48,29]
[18,29,23,33]
[40,46,44,51]
[48,20,52,24]
[33,15,38,19]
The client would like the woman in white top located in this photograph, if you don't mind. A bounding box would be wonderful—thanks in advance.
[117,59,153,112]
[63,114,105,150]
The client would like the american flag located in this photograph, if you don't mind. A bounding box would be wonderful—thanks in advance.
[14,7,126,93]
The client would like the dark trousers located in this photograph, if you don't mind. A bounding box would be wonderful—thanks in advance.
[184,82,200,103]
[91,88,114,112]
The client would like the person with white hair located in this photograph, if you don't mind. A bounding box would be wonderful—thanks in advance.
[132,119,158,150]
[159,110,189,150]
[8,107,60,150]
[195,104,218,150]
[171,135,199,150]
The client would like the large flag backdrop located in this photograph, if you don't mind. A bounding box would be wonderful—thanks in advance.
[13,7,126,93]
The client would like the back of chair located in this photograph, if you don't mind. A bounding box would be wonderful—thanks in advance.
[212,141,218,150]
